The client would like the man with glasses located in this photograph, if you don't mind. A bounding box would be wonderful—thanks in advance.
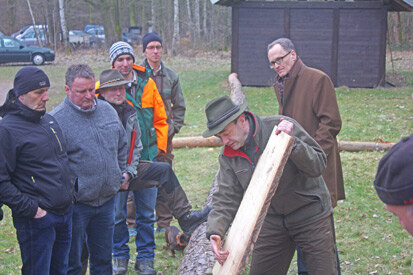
[141,31,186,233]
[268,38,343,275]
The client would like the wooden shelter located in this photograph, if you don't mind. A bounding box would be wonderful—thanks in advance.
[211,0,412,88]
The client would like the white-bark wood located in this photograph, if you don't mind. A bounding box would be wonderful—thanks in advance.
[228,73,246,105]
[213,129,294,275]
[172,137,395,152]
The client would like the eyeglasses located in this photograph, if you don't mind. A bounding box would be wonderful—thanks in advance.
[269,51,292,69]
[146,45,162,51]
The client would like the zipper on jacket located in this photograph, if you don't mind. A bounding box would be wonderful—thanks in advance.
[50,127,63,152]
[31,176,36,183]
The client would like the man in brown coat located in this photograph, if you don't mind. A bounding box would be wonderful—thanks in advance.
[268,37,344,274]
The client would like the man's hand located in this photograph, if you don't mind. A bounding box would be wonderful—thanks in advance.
[275,118,293,136]
[210,235,229,265]
[34,207,47,219]
[120,173,130,191]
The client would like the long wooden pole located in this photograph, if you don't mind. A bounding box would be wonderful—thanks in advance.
[172,136,395,152]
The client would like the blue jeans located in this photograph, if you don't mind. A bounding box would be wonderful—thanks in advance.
[13,206,73,275]
[68,197,115,275]
[113,187,157,261]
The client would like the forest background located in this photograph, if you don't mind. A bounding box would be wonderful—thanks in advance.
[0,0,411,54]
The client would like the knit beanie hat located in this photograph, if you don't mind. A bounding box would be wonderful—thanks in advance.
[142,31,162,52]
[13,66,50,97]
[109,41,135,66]
[374,135,413,205]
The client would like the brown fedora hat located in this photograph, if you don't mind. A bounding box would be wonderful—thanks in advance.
[96,69,131,91]
[202,96,248,138]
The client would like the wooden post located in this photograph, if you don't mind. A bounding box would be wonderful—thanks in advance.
[212,128,294,275]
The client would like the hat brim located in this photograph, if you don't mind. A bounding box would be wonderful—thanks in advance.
[97,79,131,91]
[202,101,248,138]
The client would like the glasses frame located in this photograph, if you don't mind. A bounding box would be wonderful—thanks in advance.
[269,50,292,69]
[146,45,162,51]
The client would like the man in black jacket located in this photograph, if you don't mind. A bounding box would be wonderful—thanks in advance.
[0,67,74,275]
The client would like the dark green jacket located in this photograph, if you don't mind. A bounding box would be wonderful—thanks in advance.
[206,113,332,239]
[143,59,186,136]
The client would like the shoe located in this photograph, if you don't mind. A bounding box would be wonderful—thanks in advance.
[128,227,137,238]
[113,258,129,275]
[178,206,212,235]
[134,260,157,275]
[155,227,166,234]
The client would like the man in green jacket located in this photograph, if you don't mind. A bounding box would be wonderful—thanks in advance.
[141,31,186,232]
[204,96,338,274]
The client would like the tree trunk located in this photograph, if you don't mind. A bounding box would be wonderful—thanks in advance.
[58,0,68,49]
[7,0,17,36]
[193,0,201,44]
[202,0,207,41]
[186,0,193,43]
[178,170,218,275]
[27,0,43,47]
[171,0,179,55]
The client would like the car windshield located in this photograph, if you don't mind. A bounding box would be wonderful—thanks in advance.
[3,38,21,48]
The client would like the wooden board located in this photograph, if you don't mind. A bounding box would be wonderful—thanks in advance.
[212,127,294,275]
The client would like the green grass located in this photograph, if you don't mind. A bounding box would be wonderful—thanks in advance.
[0,51,412,274]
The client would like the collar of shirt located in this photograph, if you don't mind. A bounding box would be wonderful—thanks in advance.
[149,63,162,76]
[126,70,138,89]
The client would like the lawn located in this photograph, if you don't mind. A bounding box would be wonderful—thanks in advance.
[0,49,412,274]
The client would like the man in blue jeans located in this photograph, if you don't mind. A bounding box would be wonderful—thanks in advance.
[0,67,75,275]
[96,69,210,275]
[50,64,128,274]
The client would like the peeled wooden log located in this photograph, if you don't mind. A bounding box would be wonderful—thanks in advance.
[173,136,395,152]
[338,141,395,152]
[213,130,294,274]
[228,73,247,106]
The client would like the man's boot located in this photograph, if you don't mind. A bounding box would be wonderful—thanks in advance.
[134,260,156,275]
[178,206,211,235]
[113,258,129,275]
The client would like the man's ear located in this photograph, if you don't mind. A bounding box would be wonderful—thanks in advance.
[64,85,70,95]
[291,50,297,62]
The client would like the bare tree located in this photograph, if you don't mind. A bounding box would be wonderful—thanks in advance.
[186,0,193,43]
[27,0,43,47]
[172,0,179,55]
[58,0,68,49]
[193,0,201,44]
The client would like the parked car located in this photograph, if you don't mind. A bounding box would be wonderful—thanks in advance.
[122,26,142,45]
[0,36,55,65]
[85,25,105,46]
[15,25,49,46]
[68,30,90,48]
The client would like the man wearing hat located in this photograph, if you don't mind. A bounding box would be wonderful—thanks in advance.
[374,134,413,236]
[50,64,128,274]
[0,66,75,274]
[96,69,209,275]
[205,96,338,274]
[141,31,186,234]
[108,41,168,274]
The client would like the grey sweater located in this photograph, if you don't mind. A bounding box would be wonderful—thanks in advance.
[50,97,127,207]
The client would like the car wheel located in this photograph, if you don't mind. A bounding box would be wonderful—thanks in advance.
[32,54,45,65]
